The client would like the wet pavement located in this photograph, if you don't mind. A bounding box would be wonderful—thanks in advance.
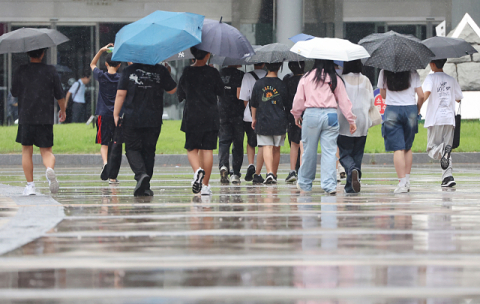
[0,163,480,303]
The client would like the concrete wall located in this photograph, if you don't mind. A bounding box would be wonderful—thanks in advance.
[452,0,480,28]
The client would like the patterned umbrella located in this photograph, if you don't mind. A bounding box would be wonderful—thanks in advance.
[359,31,435,72]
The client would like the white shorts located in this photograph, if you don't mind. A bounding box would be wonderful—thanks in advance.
[257,134,286,147]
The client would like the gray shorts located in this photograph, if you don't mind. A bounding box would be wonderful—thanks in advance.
[257,134,286,147]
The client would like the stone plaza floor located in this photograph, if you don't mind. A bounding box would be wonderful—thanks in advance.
[0,163,480,303]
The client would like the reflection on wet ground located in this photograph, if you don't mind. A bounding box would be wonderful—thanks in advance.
[1,164,480,303]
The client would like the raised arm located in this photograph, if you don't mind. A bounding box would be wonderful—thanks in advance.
[90,43,113,71]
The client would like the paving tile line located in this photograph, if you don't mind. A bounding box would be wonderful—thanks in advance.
[0,287,479,300]
[0,184,65,256]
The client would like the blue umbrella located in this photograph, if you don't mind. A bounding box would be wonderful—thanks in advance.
[112,11,204,65]
[195,18,255,59]
[288,33,315,43]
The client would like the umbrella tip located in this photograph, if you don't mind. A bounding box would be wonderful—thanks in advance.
[220,16,223,23]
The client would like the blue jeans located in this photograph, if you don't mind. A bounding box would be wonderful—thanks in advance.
[298,108,339,192]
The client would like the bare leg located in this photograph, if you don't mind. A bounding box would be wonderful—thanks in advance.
[405,149,413,174]
[187,149,201,172]
[100,145,108,164]
[200,149,213,185]
[39,147,55,169]
[273,146,281,176]
[247,144,255,165]
[255,147,264,175]
[263,146,274,173]
[289,142,300,171]
[393,150,406,179]
[22,146,34,182]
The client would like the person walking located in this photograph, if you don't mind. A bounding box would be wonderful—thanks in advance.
[377,69,424,193]
[66,71,91,123]
[11,48,66,195]
[250,62,289,184]
[218,64,245,184]
[418,59,463,188]
[239,63,267,183]
[283,61,305,183]
[337,60,375,194]
[292,59,356,195]
[113,60,177,196]
[90,43,123,183]
[177,47,225,195]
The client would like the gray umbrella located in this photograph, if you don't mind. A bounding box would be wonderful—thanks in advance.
[358,31,435,72]
[422,36,478,60]
[196,18,255,59]
[245,43,307,63]
[0,28,69,54]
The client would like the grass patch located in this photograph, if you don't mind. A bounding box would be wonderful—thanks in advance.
[1,120,479,154]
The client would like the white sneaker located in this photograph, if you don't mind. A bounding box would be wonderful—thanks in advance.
[192,168,205,194]
[23,184,36,196]
[338,164,346,179]
[406,181,410,192]
[201,184,212,196]
[394,184,409,194]
[220,166,229,184]
[230,174,241,184]
[46,168,59,194]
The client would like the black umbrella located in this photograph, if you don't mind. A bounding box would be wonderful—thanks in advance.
[358,31,435,72]
[164,48,194,61]
[196,18,255,59]
[0,28,69,54]
[422,36,478,60]
[245,43,307,63]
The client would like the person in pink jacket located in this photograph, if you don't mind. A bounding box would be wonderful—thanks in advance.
[292,59,356,194]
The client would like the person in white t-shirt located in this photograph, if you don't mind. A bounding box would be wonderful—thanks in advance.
[377,69,424,194]
[418,59,463,188]
[66,71,91,123]
[238,63,267,183]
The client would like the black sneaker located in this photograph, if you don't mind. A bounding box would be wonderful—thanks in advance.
[351,169,361,193]
[134,174,150,197]
[285,171,297,183]
[245,165,255,181]
[220,166,229,184]
[441,145,452,170]
[100,163,108,181]
[264,173,275,184]
[441,176,456,187]
[252,174,264,184]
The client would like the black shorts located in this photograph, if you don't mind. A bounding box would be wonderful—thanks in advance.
[243,121,257,148]
[16,124,53,148]
[96,115,115,145]
[288,123,302,145]
[184,131,218,150]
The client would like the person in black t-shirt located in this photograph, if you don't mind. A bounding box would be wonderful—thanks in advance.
[90,43,123,183]
[177,47,225,196]
[283,61,305,183]
[11,48,66,196]
[114,61,177,197]
[218,65,245,184]
[250,62,288,184]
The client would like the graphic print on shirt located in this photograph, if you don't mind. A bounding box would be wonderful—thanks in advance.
[221,75,232,90]
[437,81,451,107]
[129,69,162,89]
[261,86,280,104]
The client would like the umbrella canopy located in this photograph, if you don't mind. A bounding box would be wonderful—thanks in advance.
[0,28,69,54]
[359,31,435,72]
[164,48,194,61]
[288,33,315,43]
[422,36,478,60]
[112,10,204,65]
[290,37,370,61]
[195,18,255,59]
[245,43,307,63]
[210,55,250,66]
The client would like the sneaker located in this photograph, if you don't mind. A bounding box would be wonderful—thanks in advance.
[252,174,264,184]
[201,184,212,195]
[192,168,205,194]
[285,171,297,183]
[441,176,456,187]
[45,168,59,194]
[23,184,36,196]
[338,164,346,179]
[406,181,410,192]
[441,145,452,170]
[220,166,229,184]
[351,169,361,193]
[296,182,312,192]
[144,188,154,196]
[336,169,341,182]
[245,165,255,182]
[100,163,108,181]
[134,174,151,197]
[394,184,409,194]
[263,173,275,184]
[109,179,119,184]
[327,190,337,195]
[230,174,241,184]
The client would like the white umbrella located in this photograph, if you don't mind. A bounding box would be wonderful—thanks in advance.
[290,37,370,61]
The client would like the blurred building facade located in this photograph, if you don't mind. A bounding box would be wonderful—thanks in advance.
[0,0,479,124]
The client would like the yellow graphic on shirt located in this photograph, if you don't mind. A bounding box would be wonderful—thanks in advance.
[261,86,280,104]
